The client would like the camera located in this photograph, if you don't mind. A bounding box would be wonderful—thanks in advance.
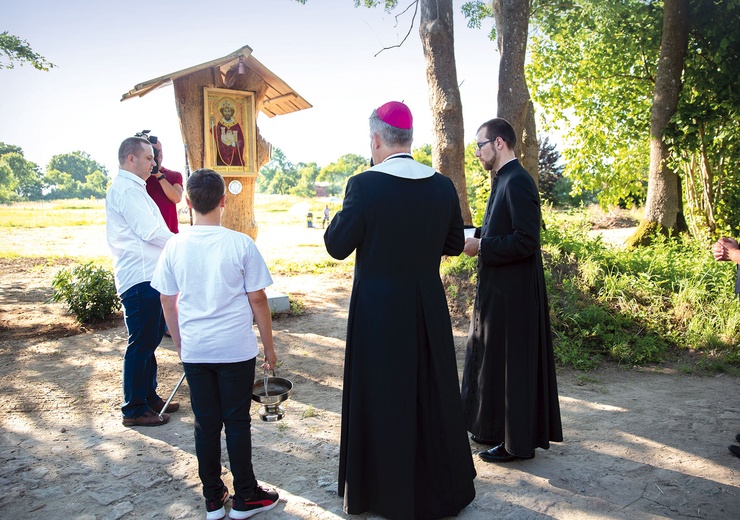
[135,129,158,145]
[134,130,160,174]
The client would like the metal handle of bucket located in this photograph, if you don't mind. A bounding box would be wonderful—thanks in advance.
[263,368,269,397]
[263,368,277,397]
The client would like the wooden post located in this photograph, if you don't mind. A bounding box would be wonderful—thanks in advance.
[222,176,257,239]
[173,69,271,241]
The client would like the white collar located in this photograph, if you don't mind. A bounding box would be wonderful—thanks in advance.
[117,168,146,186]
[370,153,436,179]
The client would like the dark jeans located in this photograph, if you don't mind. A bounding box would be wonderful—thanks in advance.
[120,282,164,418]
[183,358,258,501]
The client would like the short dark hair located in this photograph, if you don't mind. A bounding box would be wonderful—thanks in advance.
[118,137,150,166]
[186,169,225,214]
[477,118,517,149]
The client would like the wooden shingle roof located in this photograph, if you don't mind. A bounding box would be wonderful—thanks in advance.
[120,45,311,117]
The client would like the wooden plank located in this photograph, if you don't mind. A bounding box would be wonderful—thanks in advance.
[121,46,311,116]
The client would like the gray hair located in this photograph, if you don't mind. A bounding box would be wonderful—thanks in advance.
[369,109,413,147]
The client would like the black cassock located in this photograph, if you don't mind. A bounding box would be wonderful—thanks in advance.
[461,159,563,457]
[325,156,476,520]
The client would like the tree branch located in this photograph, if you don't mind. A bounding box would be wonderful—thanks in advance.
[374,1,420,56]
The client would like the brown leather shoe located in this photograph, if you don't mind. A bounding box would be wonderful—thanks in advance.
[122,410,170,427]
[148,398,180,414]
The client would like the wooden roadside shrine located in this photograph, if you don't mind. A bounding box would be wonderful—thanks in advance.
[121,45,312,239]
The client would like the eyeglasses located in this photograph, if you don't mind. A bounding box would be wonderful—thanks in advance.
[475,137,498,150]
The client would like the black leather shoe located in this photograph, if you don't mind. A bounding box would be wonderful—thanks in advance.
[735,433,740,444]
[471,435,502,446]
[729,444,740,458]
[479,443,535,463]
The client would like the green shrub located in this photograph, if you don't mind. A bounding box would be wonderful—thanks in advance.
[442,253,477,280]
[50,262,120,323]
[442,254,478,318]
[444,206,740,371]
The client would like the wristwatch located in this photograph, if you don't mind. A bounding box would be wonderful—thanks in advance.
[477,239,482,255]
[157,174,166,181]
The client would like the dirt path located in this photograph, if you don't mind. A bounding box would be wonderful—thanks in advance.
[0,224,739,519]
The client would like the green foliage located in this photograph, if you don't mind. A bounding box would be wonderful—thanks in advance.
[664,0,740,237]
[289,297,305,316]
[317,154,368,196]
[0,31,55,71]
[259,149,370,197]
[0,145,109,202]
[268,257,351,276]
[258,149,322,197]
[0,147,44,202]
[292,162,320,197]
[47,151,108,183]
[441,252,477,280]
[50,262,121,323]
[412,144,432,167]
[462,1,495,38]
[44,151,110,200]
[258,148,293,193]
[527,0,740,234]
[528,0,658,209]
[0,143,23,155]
[537,136,593,208]
[353,0,398,10]
[544,208,740,369]
[258,142,431,198]
[464,141,489,226]
[441,254,478,318]
[538,136,562,195]
[302,404,316,419]
[445,206,740,371]
[464,137,586,222]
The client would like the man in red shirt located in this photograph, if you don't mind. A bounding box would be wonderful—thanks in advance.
[145,140,183,233]
[145,139,183,337]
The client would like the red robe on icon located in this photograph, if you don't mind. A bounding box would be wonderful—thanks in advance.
[213,119,245,167]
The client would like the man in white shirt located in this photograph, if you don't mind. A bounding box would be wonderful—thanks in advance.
[106,136,175,427]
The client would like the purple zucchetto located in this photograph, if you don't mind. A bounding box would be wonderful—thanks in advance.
[376,101,413,130]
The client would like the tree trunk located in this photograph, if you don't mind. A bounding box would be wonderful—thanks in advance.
[419,0,472,224]
[173,66,272,241]
[493,0,538,182]
[522,99,539,186]
[632,0,690,246]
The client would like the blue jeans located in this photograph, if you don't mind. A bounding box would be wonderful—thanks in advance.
[183,359,258,501]
[120,282,164,418]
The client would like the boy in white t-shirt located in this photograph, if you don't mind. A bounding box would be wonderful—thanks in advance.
[151,168,279,520]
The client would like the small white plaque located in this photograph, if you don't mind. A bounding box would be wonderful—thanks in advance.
[228,180,243,195]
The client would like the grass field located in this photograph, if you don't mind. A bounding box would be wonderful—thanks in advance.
[0,195,341,229]
[4,197,739,370]
[0,199,107,227]
[0,195,350,275]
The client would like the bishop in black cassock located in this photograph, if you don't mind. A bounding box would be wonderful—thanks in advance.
[324,102,476,519]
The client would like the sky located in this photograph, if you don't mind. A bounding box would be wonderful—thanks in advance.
[0,0,499,177]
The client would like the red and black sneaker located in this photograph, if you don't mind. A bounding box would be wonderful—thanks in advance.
[205,487,229,520]
[228,486,279,519]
